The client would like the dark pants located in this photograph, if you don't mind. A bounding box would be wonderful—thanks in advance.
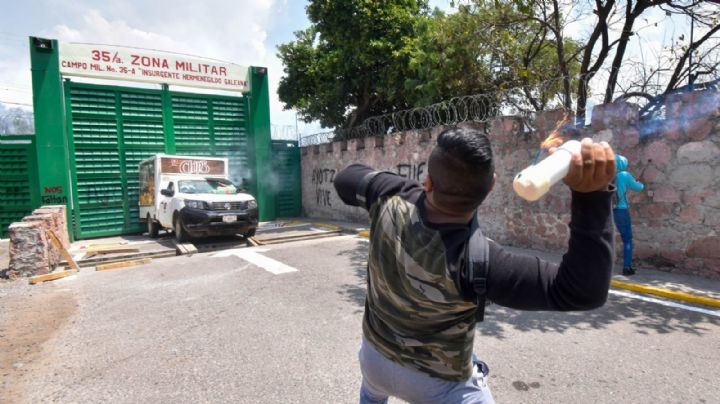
[613,208,633,268]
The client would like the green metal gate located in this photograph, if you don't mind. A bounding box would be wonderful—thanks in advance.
[271,140,301,218]
[0,134,39,238]
[170,93,251,186]
[65,82,251,239]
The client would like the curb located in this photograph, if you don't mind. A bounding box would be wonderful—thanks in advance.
[355,230,720,309]
[611,279,720,309]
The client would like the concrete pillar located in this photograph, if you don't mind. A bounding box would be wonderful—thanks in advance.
[7,222,51,278]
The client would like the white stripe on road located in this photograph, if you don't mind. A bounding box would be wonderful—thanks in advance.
[609,289,720,318]
[212,248,298,275]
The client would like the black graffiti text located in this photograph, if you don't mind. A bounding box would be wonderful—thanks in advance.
[316,189,332,207]
[312,168,336,184]
[42,195,68,204]
[396,162,426,181]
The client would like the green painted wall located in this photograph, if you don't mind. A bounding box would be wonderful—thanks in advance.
[0,134,39,238]
[29,38,74,239]
[249,66,275,221]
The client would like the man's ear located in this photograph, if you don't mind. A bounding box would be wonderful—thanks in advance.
[423,175,433,193]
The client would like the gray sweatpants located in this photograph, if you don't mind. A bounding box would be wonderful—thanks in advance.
[358,337,495,404]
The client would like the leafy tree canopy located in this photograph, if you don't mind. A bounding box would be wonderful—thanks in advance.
[278,0,428,128]
[279,0,719,128]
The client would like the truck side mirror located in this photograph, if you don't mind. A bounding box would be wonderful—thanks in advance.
[161,188,174,197]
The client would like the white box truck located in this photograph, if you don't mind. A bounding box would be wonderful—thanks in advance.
[139,154,258,242]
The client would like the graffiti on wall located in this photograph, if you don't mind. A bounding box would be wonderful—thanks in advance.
[41,185,69,204]
[312,168,336,207]
[396,162,426,182]
[309,163,428,207]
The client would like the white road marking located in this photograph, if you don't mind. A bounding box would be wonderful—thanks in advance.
[211,248,298,274]
[609,289,720,318]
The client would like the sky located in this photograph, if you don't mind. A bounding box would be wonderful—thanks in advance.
[0,0,450,137]
[0,1,707,137]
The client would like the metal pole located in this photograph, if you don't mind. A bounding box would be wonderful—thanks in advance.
[295,111,299,142]
[689,10,694,87]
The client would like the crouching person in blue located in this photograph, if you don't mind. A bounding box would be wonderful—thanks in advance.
[334,127,617,403]
[613,154,645,276]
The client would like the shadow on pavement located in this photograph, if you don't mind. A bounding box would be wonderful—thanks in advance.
[336,242,369,313]
[335,241,720,338]
[479,294,720,340]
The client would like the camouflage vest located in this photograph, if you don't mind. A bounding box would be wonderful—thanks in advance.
[363,195,478,381]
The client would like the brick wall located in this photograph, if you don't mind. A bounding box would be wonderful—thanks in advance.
[301,89,720,278]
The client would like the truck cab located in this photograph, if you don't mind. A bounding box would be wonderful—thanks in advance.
[139,154,258,242]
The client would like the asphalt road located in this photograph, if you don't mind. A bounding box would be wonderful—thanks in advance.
[4,235,720,403]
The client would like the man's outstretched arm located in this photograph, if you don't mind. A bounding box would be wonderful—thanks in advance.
[334,164,420,210]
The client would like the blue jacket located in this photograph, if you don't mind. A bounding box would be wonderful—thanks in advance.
[615,155,644,209]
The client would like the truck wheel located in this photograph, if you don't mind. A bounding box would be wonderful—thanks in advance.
[147,215,159,238]
[244,228,256,239]
[174,216,188,242]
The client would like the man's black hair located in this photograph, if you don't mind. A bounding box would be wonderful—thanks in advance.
[427,127,495,212]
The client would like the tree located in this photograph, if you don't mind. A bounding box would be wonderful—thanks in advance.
[407,1,582,113]
[281,0,719,130]
[277,0,428,129]
[0,104,34,134]
[550,0,720,120]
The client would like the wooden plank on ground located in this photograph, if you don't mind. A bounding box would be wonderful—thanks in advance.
[255,231,342,245]
[247,237,262,247]
[46,230,80,270]
[85,247,141,257]
[174,242,197,255]
[30,269,77,285]
[84,241,129,248]
[70,250,176,267]
[96,258,152,271]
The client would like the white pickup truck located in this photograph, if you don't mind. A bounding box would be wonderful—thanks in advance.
[138,154,258,242]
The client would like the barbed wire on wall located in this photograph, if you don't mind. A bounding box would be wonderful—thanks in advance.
[298,94,506,147]
[299,74,595,147]
[299,69,720,147]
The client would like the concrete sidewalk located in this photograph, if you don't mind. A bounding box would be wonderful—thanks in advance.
[308,219,720,309]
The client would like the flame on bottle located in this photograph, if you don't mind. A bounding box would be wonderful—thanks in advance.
[540,113,573,150]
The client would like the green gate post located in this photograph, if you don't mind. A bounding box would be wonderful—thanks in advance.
[249,66,275,221]
[161,84,176,154]
[29,37,74,240]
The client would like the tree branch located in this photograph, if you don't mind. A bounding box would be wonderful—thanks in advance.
[576,0,616,119]
[665,23,720,92]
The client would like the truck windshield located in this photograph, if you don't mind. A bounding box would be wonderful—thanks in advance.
[178,179,238,194]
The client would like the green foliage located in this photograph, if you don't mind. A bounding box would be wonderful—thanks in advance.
[406,1,581,110]
[278,0,428,128]
[278,0,582,128]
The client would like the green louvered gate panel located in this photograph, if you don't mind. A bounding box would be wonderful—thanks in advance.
[121,92,166,232]
[66,83,164,239]
[65,82,252,239]
[0,134,39,238]
[171,93,252,186]
[271,140,301,218]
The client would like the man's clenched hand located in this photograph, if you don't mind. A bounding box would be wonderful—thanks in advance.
[560,138,616,193]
